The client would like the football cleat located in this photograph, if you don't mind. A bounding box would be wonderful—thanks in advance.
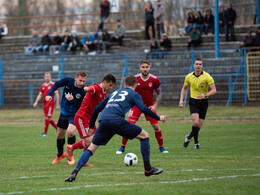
[116,146,125,154]
[159,147,169,153]
[65,173,76,182]
[67,156,75,165]
[84,163,93,167]
[184,134,191,148]
[40,133,47,137]
[52,152,66,164]
[65,145,74,161]
[145,167,163,177]
[194,143,200,149]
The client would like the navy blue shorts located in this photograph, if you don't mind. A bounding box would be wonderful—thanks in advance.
[57,114,75,129]
[92,119,142,146]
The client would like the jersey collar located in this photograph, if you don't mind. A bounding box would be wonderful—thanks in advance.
[140,73,150,82]
[193,71,203,77]
[99,83,106,94]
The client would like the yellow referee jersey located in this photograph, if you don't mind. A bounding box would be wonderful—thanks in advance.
[184,71,214,99]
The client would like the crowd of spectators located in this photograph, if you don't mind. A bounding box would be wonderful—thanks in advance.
[24,21,125,55]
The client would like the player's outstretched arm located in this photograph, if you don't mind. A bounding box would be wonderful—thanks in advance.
[33,93,42,108]
[159,115,167,123]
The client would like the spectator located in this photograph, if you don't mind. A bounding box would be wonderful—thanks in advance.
[204,8,214,35]
[81,31,94,53]
[236,30,254,51]
[25,31,41,55]
[49,32,62,55]
[188,26,202,50]
[100,28,112,53]
[58,30,72,54]
[254,26,260,47]
[219,6,225,33]
[184,10,195,34]
[98,0,110,31]
[0,21,8,39]
[37,30,52,55]
[150,38,159,52]
[112,19,125,46]
[224,3,236,41]
[69,30,81,54]
[145,1,155,40]
[154,0,165,39]
[160,33,171,52]
[93,30,101,53]
[194,11,204,33]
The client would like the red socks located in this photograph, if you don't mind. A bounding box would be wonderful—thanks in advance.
[44,119,50,134]
[155,128,163,148]
[50,119,57,130]
[71,140,87,150]
[122,137,128,147]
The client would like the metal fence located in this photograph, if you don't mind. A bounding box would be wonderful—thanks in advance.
[0,49,256,107]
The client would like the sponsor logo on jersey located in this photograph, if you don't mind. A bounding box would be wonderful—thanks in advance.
[149,82,152,87]
[200,83,205,88]
[137,83,140,86]
[75,93,81,99]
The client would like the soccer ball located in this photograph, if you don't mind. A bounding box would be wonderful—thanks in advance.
[124,153,138,166]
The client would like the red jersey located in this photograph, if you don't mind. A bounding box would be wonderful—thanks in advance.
[40,82,57,106]
[76,83,107,120]
[135,73,161,106]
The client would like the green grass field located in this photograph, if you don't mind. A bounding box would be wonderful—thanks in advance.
[0,106,260,194]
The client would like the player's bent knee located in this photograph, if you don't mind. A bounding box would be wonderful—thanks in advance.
[136,129,149,140]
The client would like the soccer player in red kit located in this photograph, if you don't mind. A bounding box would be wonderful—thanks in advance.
[116,60,168,154]
[65,74,116,165]
[33,72,60,136]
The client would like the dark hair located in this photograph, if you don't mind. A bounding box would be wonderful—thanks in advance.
[76,71,87,78]
[103,74,116,83]
[124,75,137,87]
[139,60,150,66]
[195,58,202,62]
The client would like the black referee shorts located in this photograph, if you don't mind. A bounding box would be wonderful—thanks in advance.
[189,98,208,119]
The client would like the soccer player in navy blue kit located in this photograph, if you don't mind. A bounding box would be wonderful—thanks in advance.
[46,71,87,165]
[65,75,167,182]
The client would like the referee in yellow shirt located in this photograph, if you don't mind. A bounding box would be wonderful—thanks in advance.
[179,58,216,149]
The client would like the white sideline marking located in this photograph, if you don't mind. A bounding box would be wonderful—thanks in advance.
[0,168,258,180]
[1,173,260,195]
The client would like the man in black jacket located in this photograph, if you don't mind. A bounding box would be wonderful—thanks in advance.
[98,0,110,31]
[224,3,236,41]
[160,33,171,52]
[37,30,52,55]
[204,8,214,35]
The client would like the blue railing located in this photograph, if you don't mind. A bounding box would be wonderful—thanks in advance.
[0,49,249,106]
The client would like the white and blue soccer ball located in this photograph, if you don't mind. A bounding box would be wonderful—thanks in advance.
[124,153,138,166]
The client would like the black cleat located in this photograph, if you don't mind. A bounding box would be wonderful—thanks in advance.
[145,167,163,177]
[184,134,191,148]
[65,173,76,182]
[194,143,200,149]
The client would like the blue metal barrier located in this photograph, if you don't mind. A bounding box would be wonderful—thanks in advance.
[0,50,252,106]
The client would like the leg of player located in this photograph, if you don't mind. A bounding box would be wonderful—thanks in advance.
[41,116,50,137]
[49,117,57,130]
[65,143,99,182]
[52,128,66,164]
[191,113,200,149]
[66,136,94,166]
[66,124,77,165]
[151,123,168,153]
[136,129,163,177]
[184,113,199,148]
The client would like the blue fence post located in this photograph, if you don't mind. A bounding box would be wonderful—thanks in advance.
[29,83,34,105]
[214,0,220,59]
[0,57,3,106]
[243,49,248,103]
[257,0,260,24]
[60,55,64,79]
[125,54,128,76]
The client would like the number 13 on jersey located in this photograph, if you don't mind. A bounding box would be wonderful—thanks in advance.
[108,91,128,103]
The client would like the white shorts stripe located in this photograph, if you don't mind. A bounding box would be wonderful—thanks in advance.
[78,118,87,137]
[47,107,52,117]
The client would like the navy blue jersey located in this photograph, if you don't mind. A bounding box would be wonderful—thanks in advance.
[89,87,160,129]
[48,77,86,116]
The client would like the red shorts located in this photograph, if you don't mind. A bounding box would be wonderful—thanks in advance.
[74,115,97,139]
[44,103,54,117]
[128,105,158,125]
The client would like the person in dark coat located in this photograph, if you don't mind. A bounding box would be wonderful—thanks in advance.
[98,0,110,31]
[145,1,155,39]
[224,3,237,41]
[204,8,214,35]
